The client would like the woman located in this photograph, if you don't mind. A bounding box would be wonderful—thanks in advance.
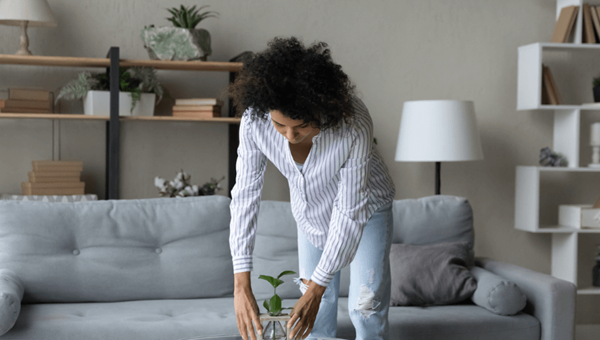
[229,37,395,340]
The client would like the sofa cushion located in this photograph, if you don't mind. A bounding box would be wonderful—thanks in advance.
[335,300,540,340]
[0,269,23,336]
[4,298,540,340]
[470,266,527,316]
[389,242,476,306]
[252,201,301,301]
[392,196,475,257]
[0,196,234,303]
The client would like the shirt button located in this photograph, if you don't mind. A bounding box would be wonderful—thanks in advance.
[73,249,80,255]
[155,248,162,254]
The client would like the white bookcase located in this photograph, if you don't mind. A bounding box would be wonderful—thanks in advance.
[516,0,600,295]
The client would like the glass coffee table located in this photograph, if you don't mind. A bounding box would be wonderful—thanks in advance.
[179,336,345,340]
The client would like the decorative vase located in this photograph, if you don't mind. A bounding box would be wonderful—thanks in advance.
[141,26,212,61]
[83,91,156,117]
[263,321,287,340]
[594,86,600,102]
[259,313,290,340]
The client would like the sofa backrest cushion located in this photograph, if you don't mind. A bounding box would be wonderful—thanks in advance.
[0,196,234,303]
[391,195,475,255]
[252,201,301,301]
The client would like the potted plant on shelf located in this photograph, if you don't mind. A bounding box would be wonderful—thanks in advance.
[259,270,296,340]
[594,75,600,103]
[55,67,164,117]
[141,5,219,61]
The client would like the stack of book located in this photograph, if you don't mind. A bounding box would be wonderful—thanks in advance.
[0,88,53,113]
[172,98,223,118]
[22,160,85,195]
[542,64,562,105]
[552,4,600,44]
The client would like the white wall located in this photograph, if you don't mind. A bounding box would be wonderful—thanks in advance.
[0,0,597,324]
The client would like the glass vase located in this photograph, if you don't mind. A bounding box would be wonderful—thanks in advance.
[263,320,287,340]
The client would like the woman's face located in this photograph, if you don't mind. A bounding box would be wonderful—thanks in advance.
[270,110,319,144]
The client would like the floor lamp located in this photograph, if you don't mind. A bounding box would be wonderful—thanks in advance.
[395,100,484,195]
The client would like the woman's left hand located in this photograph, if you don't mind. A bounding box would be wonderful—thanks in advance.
[287,280,327,339]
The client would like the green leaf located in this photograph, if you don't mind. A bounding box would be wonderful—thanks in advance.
[269,294,282,316]
[263,299,270,312]
[277,270,296,279]
[258,275,284,289]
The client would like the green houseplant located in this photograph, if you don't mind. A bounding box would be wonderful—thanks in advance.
[259,270,296,340]
[141,5,219,61]
[56,67,164,116]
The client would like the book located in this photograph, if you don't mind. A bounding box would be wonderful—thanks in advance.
[33,160,83,167]
[172,110,220,118]
[22,182,85,189]
[32,160,84,172]
[0,107,51,114]
[543,65,562,105]
[22,187,85,195]
[551,5,579,43]
[28,172,81,183]
[8,88,50,101]
[584,3,597,43]
[591,5,600,42]
[172,105,221,113]
[175,98,224,106]
[1,99,51,110]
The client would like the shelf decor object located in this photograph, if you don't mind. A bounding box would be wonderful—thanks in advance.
[0,0,57,56]
[141,5,218,61]
[395,100,484,195]
[590,122,600,167]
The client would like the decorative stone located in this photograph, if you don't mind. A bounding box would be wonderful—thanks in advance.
[141,26,212,61]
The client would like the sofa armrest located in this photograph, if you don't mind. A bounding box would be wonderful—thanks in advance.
[0,269,24,336]
[475,257,575,340]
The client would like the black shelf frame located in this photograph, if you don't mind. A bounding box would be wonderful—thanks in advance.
[102,47,249,199]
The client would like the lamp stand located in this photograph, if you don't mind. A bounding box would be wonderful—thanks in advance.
[16,21,32,56]
[435,161,441,195]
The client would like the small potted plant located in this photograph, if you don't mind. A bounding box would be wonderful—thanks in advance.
[259,270,296,340]
[141,5,219,61]
[154,169,224,197]
[594,76,600,102]
[56,67,164,116]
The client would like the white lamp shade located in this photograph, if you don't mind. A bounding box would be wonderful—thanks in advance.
[395,100,484,162]
[0,0,57,27]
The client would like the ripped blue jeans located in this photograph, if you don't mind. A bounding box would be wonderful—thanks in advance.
[295,201,393,340]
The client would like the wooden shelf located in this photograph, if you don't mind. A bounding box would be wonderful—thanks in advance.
[0,113,109,120]
[122,116,241,123]
[0,54,243,72]
[0,113,241,123]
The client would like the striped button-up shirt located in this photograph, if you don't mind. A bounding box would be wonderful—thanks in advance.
[229,98,395,287]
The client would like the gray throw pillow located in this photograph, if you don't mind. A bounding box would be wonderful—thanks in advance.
[389,242,477,306]
[470,266,527,316]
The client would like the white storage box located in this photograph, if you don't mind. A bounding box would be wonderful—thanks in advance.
[558,204,600,229]
[83,91,156,117]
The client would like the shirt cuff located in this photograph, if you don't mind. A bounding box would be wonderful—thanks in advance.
[232,255,253,274]
[310,266,335,287]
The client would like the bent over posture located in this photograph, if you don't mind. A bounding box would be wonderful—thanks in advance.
[229,37,395,340]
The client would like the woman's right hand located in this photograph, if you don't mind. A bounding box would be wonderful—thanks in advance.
[234,272,263,340]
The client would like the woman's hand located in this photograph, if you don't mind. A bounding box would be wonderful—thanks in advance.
[288,280,327,339]
[234,272,262,340]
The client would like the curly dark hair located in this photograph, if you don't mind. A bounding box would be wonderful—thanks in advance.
[229,37,356,130]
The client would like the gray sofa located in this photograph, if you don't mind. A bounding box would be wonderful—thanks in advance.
[0,195,575,340]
